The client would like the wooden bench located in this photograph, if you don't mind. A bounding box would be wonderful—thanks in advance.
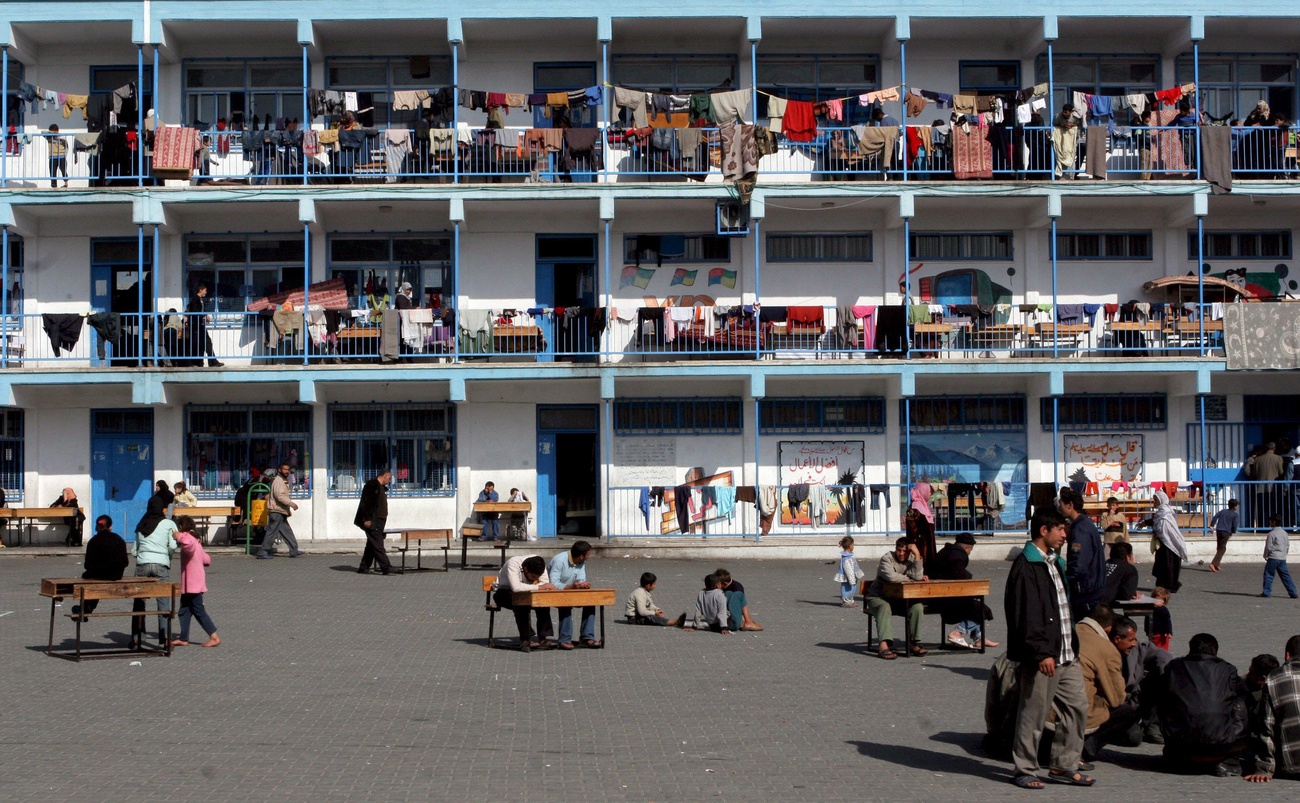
[1,507,85,546]
[458,523,509,570]
[963,323,1027,352]
[41,577,179,660]
[492,324,544,353]
[866,579,992,656]
[1030,322,1092,352]
[174,505,240,544]
[384,527,452,572]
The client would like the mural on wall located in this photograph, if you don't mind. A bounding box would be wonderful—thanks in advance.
[1064,434,1144,484]
[778,440,865,525]
[907,431,1029,526]
[899,264,1015,306]
[1206,263,1291,299]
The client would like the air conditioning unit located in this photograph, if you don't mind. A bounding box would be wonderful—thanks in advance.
[716,200,749,236]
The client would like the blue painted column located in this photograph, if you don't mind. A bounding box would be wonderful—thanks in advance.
[1193,40,1202,180]
[137,46,144,185]
[903,396,912,489]
[603,398,612,542]
[451,43,460,185]
[899,39,908,182]
[302,44,310,185]
[452,220,460,363]
[754,397,763,540]
[137,225,145,357]
[601,40,609,182]
[1051,216,1059,358]
[1047,40,1055,182]
[1197,213,1206,356]
[903,217,911,360]
[152,225,160,365]
[1199,393,1209,540]
[1052,397,1060,488]
[753,218,762,360]
[302,222,311,365]
[1,225,8,367]
[2,47,8,188]
[750,40,758,129]
[602,218,611,359]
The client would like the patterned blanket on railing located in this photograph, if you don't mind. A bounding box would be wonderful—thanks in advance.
[247,278,351,311]
[1224,303,1300,370]
[951,123,992,179]
[152,126,202,172]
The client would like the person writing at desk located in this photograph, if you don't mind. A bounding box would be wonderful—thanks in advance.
[49,486,86,547]
[476,481,501,542]
[548,540,601,649]
[496,554,557,652]
[70,515,129,621]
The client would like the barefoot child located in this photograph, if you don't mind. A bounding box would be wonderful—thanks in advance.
[1150,586,1172,651]
[170,516,221,648]
[836,536,865,607]
[684,573,730,633]
[625,571,683,626]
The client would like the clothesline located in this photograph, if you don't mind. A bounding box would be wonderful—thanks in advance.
[15,79,137,123]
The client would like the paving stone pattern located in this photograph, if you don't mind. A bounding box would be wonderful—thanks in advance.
[1,551,1298,801]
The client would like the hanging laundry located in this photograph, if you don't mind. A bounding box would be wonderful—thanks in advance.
[917,89,953,109]
[905,91,927,118]
[710,89,752,125]
[826,98,844,122]
[765,96,787,133]
[614,87,648,127]
[781,100,817,142]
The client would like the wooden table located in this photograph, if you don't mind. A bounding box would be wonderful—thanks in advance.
[964,323,1027,351]
[493,325,544,353]
[510,587,617,648]
[464,501,532,569]
[40,576,176,660]
[1113,596,1157,638]
[175,505,240,544]
[877,579,992,656]
[1031,323,1092,352]
[2,507,82,546]
[383,527,452,572]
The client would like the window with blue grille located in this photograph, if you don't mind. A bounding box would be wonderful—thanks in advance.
[1056,231,1152,260]
[760,398,885,434]
[905,395,1026,432]
[910,232,1013,261]
[614,398,742,435]
[329,403,455,496]
[767,233,873,262]
[1041,394,1167,431]
[624,234,731,265]
[1189,230,1292,260]
[185,405,312,498]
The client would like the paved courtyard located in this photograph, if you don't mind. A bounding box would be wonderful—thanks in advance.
[1,548,1297,801]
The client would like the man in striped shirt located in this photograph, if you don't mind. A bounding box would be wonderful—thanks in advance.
[1247,634,1300,782]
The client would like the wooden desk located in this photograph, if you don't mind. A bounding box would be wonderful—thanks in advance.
[174,505,240,543]
[964,324,1026,351]
[876,579,992,656]
[464,502,531,569]
[512,587,617,648]
[1113,596,1157,638]
[41,576,174,660]
[493,325,544,353]
[4,507,81,546]
[384,527,452,572]
[1031,323,1091,350]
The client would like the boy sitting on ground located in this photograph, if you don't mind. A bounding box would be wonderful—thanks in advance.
[625,571,684,626]
[684,574,730,634]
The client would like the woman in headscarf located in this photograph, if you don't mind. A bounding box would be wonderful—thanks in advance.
[49,487,86,547]
[1149,490,1188,592]
[908,482,937,563]
[153,480,175,508]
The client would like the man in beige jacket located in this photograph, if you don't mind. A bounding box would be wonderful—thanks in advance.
[255,464,305,559]
[1078,604,1139,762]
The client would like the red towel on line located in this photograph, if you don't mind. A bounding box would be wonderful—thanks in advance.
[781,100,817,142]
[787,306,824,326]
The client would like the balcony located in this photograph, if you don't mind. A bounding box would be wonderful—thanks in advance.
[0,301,1239,369]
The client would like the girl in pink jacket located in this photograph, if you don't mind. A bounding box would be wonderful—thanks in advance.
[170,516,221,647]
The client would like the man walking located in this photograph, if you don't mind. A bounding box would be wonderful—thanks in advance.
[1261,516,1298,599]
[256,464,304,559]
[1060,487,1106,621]
[1005,509,1094,788]
[355,467,394,575]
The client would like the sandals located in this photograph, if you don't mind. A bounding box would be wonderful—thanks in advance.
[1013,775,1046,789]
[556,642,575,651]
[910,645,928,656]
[877,647,897,660]
[1047,771,1095,786]
[580,638,602,649]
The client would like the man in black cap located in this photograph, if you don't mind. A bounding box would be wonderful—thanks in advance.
[926,532,998,649]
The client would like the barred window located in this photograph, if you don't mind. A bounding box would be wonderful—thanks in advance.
[624,234,731,265]
[1042,394,1167,431]
[614,398,742,435]
[185,405,312,498]
[329,404,455,496]
[0,409,23,502]
[1057,232,1152,260]
[905,395,1026,432]
[767,234,873,262]
[1190,231,1292,260]
[910,232,1013,261]
[760,398,885,434]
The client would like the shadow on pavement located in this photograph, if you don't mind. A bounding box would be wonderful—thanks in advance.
[798,599,849,608]
[816,640,867,656]
[848,739,1006,782]
[929,730,991,758]
[924,664,989,680]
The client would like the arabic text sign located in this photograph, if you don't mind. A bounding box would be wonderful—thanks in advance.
[1064,434,1144,483]
[779,440,865,486]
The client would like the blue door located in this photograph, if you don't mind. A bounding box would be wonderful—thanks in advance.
[535,235,597,362]
[90,409,154,542]
[536,405,600,539]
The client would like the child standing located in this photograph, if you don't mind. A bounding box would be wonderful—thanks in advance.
[1208,499,1239,572]
[506,487,530,541]
[170,515,221,648]
[625,571,683,626]
[1261,515,1298,598]
[684,574,730,633]
[1150,586,1173,651]
[48,124,68,188]
[835,535,865,607]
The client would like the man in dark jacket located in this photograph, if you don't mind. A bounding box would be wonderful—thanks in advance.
[355,467,393,575]
[1159,632,1250,775]
[926,532,997,649]
[1004,509,1093,788]
[1060,487,1106,621]
[71,515,129,618]
[1101,541,1139,605]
